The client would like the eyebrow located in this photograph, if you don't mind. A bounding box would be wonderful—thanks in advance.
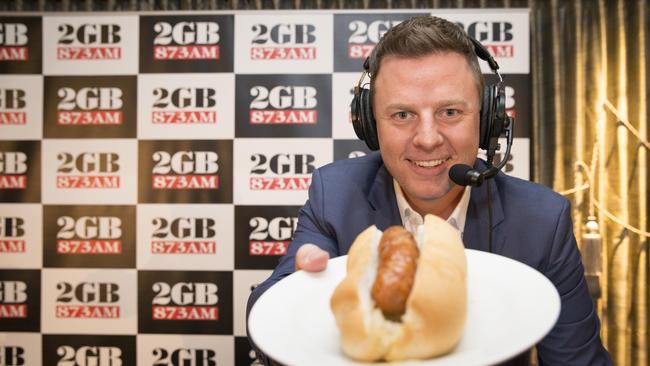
[384,103,413,111]
[384,100,470,110]
[435,100,471,107]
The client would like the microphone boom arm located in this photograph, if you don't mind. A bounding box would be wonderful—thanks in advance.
[448,115,514,187]
[483,115,514,180]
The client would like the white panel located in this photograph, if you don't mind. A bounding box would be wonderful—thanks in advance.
[0,332,41,366]
[233,138,333,205]
[41,268,137,334]
[43,16,139,75]
[137,204,234,270]
[433,10,530,74]
[0,204,42,268]
[137,334,234,366]
[0,76,43,140]
[235,14,333,74]
[138,73,235,139]
[332,73,360,140]
[233,270,272,337]
[42,139,137,204]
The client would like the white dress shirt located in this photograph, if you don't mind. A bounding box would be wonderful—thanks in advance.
[393,179,471,237]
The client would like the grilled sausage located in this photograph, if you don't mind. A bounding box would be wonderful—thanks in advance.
[371,226,420,319]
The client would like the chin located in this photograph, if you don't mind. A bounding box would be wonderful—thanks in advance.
[410,184,453,203]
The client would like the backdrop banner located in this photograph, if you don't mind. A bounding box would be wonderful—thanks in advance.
[0,9,529,365]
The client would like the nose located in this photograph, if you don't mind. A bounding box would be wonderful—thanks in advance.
[412,114,444,150]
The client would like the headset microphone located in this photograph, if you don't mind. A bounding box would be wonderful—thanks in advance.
[449,164,484,187]
[449,114,514,187]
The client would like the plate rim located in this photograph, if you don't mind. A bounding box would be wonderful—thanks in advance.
[249,249,561,366]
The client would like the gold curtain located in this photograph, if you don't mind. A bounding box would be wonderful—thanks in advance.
[532,0,648,365]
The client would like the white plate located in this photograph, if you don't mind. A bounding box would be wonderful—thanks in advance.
[249,249,560,366]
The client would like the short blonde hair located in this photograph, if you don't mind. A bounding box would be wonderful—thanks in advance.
[368,16,484,98]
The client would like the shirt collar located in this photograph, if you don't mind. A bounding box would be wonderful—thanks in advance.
[393,179,471,237]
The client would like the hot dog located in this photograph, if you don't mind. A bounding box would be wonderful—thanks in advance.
[330,214,467,362]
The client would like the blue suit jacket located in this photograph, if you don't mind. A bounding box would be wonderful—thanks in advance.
[247,152,611,365]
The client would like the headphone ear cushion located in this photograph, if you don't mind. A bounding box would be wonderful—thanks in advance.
[351,89,365,141]
[479,84,494,150]
[359,88,379,151]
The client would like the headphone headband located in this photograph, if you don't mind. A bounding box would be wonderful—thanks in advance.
[351,35,509,153]
[468,37,501,75]
[361,37,502,86]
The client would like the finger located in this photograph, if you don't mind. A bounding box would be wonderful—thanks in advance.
[303,249,329,272]
[295,244,330,272]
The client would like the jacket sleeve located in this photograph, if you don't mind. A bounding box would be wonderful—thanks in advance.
[536,199,612,365]
[245,168,340,365]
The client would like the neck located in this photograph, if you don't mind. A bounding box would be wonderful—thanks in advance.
[406,185,465,219]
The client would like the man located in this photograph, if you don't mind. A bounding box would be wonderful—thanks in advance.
[247,16,611,365]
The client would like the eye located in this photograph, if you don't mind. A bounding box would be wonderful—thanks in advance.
[396,111,409,119]
[438,108,464,121]
[393,111,412,120]
[443,109,459,117]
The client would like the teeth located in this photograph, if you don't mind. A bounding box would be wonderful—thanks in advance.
[412,158,447,167]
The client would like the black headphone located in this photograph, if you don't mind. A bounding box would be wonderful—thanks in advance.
[350,37,513,187]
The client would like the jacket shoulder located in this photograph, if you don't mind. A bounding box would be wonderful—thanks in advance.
[495,173,570,221]
[316,152,385,190]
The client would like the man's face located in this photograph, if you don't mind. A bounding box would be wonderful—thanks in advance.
[373,51,480,213]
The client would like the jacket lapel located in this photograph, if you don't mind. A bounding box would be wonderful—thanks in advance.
[463,160,506,253]
[366,158,506,254]
[367,164,402,230]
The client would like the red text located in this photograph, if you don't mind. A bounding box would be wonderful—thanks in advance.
[152,175,219,189]
[151,111,217,124]
[152,305,218,320]
[249,241,289,256]
[57,240,122,254]
[57,111,122,125]
[56,175,120,189]
[0,240,26,253]
[250,47,316,60]
[0,112,26,125]
[57,47,121,60]
[249,177,311,191]
[249,110,316,124]
[56,305,119,318]
[154,45,219,60]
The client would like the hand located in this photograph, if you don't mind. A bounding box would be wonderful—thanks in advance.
[295,244,330,272]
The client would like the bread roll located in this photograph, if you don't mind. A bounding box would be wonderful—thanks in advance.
[330,214,467,361]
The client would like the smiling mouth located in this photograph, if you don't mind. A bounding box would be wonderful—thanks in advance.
[409,157,451,168]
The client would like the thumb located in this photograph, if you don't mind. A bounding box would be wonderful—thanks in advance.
[295,244,329,272]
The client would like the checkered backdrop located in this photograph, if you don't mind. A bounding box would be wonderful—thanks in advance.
[0,9,529,366]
